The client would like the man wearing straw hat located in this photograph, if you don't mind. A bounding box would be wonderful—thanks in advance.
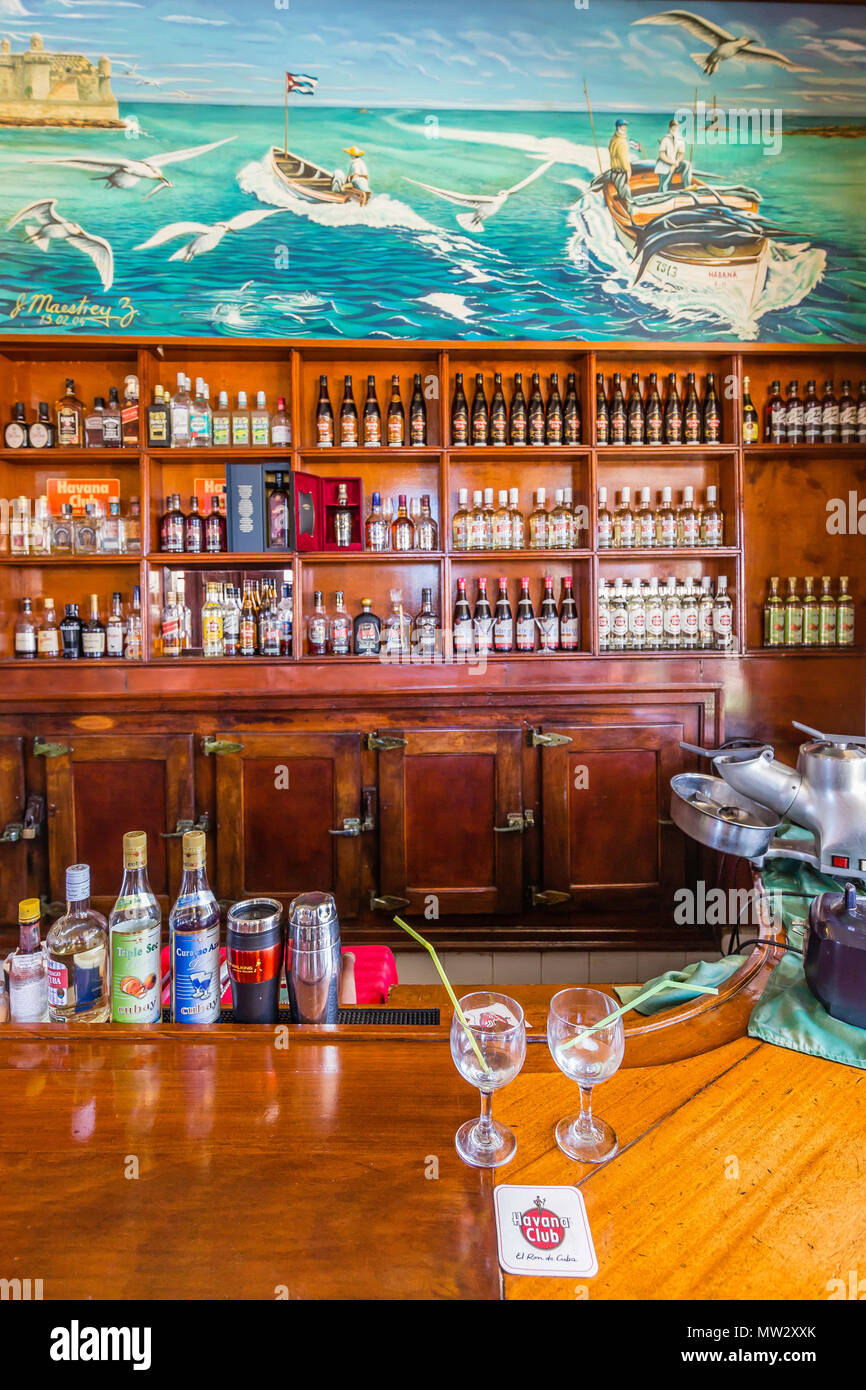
[342,146,371,204]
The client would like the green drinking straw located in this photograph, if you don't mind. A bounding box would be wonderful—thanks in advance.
[393,915,491,1075]
[561,976,719,1052]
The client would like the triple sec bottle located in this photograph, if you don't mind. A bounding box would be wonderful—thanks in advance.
[170,829,220,1024]
[109,831,161,1025]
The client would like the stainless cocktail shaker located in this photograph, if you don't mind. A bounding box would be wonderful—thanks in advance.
[286,891,341,1024]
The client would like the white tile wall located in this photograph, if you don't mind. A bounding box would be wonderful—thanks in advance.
[393,943,722,988]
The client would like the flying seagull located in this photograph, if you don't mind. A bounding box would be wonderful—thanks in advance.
[28,137,235,200]
[633,10,817,76]
[135,207,289,262]
[8,199,114,290]
[117,62,163,88]
[404,159,553,233]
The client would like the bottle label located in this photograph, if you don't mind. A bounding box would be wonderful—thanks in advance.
[331,617,351,655]
[647,606,664,638]
[317,416,333,447]
[682,607,699,637]
[453,618,473,654]
[611,609,628,637]
[364,417,381,446]
[596,410,609,446]
[37,629,60,656]
[493,618,513,651]
[57,408,80,445]
[679,515,699,547]
[598,607,611,641]
[597,515,612,546]
[387,416,403,447]
[48,949,104,1014]
[493,517,512,549]
[451,413,468,446]
[111,923,161,1023]
[82,631,105,656]
[342,417,359,447]
[657,515,676,547]
[107,626,124,657]
[252,418,269,446]
[616,514,635,547]
[203,612,223,651]
[702,515,723,546]
[684,408,701,443]
[663,606,681,636]
[469,516,487,550]
[714,608,733,634]
[838,607,855,644]
[560,616,579,650]
[15,631,36,654]
[472,416,488,446]
[628,608,646,637]
[102,415,122,446]
[665,407,682,443]
[212,418,230,446]
[171,925,220,1024]
[150,412,170,444]
[743,415,758,444]
[511,518,525,549]
[803,607,820,645]
[354,619,380,654]
[551,514,570,549]
[227,942,282,985]
[190,411,211,443]
[516,617,535,651]
[308,616,328,649]
[637,514,654,548]
[546,416,562,446]
[229,417,249,446]
[538,616,558,651]
[410,415,427,446]
[5,422,26,448]
[272,422,291,445]
[170,406,190,441]
[29,422,50,448]
[529,417,545,446]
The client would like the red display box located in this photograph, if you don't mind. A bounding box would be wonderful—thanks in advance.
[291,471,364,552]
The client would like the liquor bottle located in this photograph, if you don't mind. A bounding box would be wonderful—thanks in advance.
[837,576,855,646]
[645,577,664,651]
[316,375,334,447]
[364,490,388,552]
[387,375,405,447]
[161,589,183,659]
[251,391,270,447]
[60,603,82,659]
[713,576,734,651]
[307,590,328,656]
[680,579,699,650]
[559,576,580,651]
[677,485,699,548]
[201,582,224,658]
[509,488,525,550]
[125,585,143,661]
[190,378,212,447]
[37,596,60,659]
[204,495,227,554]
[821,381,839,444]
[700,486,724,547]
[698,577,714,650]
[663,371,683,445]
[330,590,352,656]
[655,486,676,548]
[563,486,580,548]
[30,403,55,449]
[109,831,161,1025]
[184,493,205,554]
[56,378,84,447]
[452,577,473,657]
[636,487,655,549]
[262,472,288,550]
[211,389,231,447]
[545,372,563,446]
[481,487,495,549]
[416,493,438,552]
[626,579,646,651]
[702,372,721,443]
[74,502,98,556]
[160,494,185,553]
[626,371,644,445]
[742,376,759,444]
[471,373,489,446]
[9,898,49,1022]
[46,863,109,1023]
[14,597,36,659]
[493,578,513,653]
[550,489,571,550]
[278,579,293,656]
[529,488,549,551]
[857,382,866,445]
[609,578,627,652]
[383,596,411,659]
[354,598,382,656]
[412,588,438,660]
[409,372,427,446]
[596,486,613,550]
[333,483,354,548]
[257,579,278,657]
[490,372,508,446]
[82,593,105,660]
[228,389,250,448]
[340,376,360,446]
[765,380,785,444]
[170,373,191,447]
[802,576,819,648]
[785,381,804,446]
[50,502,74,556]
[683,372,701,445]
[782,577,803,647]
[516,577,535,653]
[609,372,626,445]
[121,375,139,448]
[538,575,559,652]
[5,402,29,449]
[595,372,609,446]
[510,372,527,445]
[645,372,662,446]
[598,578,611,652]
[474,576,494,655]
[468,489,486,551]
[101,386,122,448]
[662,577,681,650]
[147,385,171,447]
[9,496,28,556]
[613,486,635,549]
[485,491,508,554]
[819,576,837,647]
[169,830,220,1025]
[31,496,52,556]
[271,395,291,447]
[106,591,125,658]
[218,584,237,658]
[451,372,469,446]
[391,493,414,551]
[528,372,545,446]
[839,380,856,444]
[563,371,582,445]
[803,380,821,445]
[360,375,382,447]
[450,488,469,552]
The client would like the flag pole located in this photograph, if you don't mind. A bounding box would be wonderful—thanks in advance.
[584,80,603,175]
[284,75,288,157]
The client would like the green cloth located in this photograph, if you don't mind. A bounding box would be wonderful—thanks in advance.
[748,953,866,1071]
[758,840,848,950]
[615,955,746,1015]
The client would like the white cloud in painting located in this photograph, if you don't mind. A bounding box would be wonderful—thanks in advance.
[161,13,229,25]
[0,0,29,12]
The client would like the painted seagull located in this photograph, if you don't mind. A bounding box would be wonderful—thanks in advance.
[633,10,817,76]
[7,199,114,290]
[404,160,554,233]
[28,137,235,200]
[117,62,163,89]
[135,207,288,262]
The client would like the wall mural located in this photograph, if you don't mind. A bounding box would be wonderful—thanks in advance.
[0,0,865,342]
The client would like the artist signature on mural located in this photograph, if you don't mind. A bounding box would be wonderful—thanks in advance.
[9,290,138,330]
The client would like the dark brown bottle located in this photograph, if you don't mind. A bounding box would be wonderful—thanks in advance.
[470,373,489,446]
[626,371,644,445]
[702,372,720,443]
[490,372,508,445]
[493,577,513,652]
[316,375,334,447]
[645,372,662,445]
[559,576,580,651]
[609,372,626,445]
[821,380,839,444]
[509,372,527,445]
[353,598,382,656]
[473,576,493,655]
[451,372,469,446]
[160,494,185,553]
[663,372,682,444]
[81,593,105,661]
[839,379,856,443]
[452,577,473,656]
[409,372,426,446]
[184,494,204,554]
[785,380,804,445]
[387,374,405,447]
[538,575,559,652]
[204,495,226,553]
[595,372,609,446]
[528,372,545,446]
[803,380,821,445]
[545,372,563,446]
[765,380,785,443]
[60,603,82,659]
[363,375,381,447]
[683,372,701,445]
[515,576,535,652]
[340,375,359,448]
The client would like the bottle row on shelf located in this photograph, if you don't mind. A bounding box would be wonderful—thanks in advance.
[596,370,721,447]
[746,377,866,446]
[160,577,294,659]
[450,370,582,448]
[598,484,724,550]
[1,493,142,557]
[762,576,855,648]
[599,575,734,653]
[4,377,140,449]
[316,373,428,449]
[152,376,291,450]
[159,493,228,554]
[452,487,583,552]
[14,588,143,660]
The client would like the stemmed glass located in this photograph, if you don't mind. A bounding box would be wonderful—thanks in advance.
[547,988,625,1163]
[450,991,526,1168]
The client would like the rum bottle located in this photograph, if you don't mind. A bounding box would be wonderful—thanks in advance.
[493,578,513,652]
[387,375,405,447]
[109,831,161,1025]
[821,381,839,444]
[363,375,381,446]
[515,577,535,652]
[471,373,489,446]
[626,579,646,651]
[509,488,525,549]
[9,898,48,1022]
[609,578,627,651]
[490,372,507,445]
[473,576,494,655]
[742,376,758,444]
[409,374,427,446]
[316,375,334,447]
[391,493,415,551]
[766,380,785,443]
[545,372,563,446]
[663,371,682,444]
[636,487,655,549]
[365,490,389,552]
[803,380,821,445]
[613,486,635,549]
[559,576,580,651]
[190,378,212,447]
[340,375,359,447]
[839,380,856,443]
[713,576,734,651]
[626,371,644,445]
[645,371,662,446]
[700,485,724,547]
[4,402,28,449]
[676,485,699,548]
[509,372,527,445]
[528,372,545,446]
[656,486,676,548]
[451,372,469,446]
[609,372,626,445]
[38,596,60,659]
[416,493,438,552]
[184,493,205,554]
[268,472,290,549]
[452,488,471,552]
[278,580,293,655]
[703,372,721,443]
[148,385,171,447]
[563,371,581,445]
[596,486,613,549]
[469,490,486,551]
[205,495,227,554]
[595,371,609,446]
[412,588,438,661]
[333,483,354,548]
[493,491,512,551]
[354,599,382,656]
[538,575,559,652]
[202,582,224,657]
[646,577,664,650]
[785,381,804,446]
[698,577,714,650]
[60,603,82,659]
[14,597,36,659]
[598,578,611,652]
[106,591,125,657]
[47,863,109,1024]
[330,590,352,655]
[683,372,701,444]
[528,488,549,550]
[125,585,143,661]
[82,593,105,660]
[452,577,473,657]
[169,830,220,1025]
[307,590,328,656]
[239,582,258,657]
[160,493,185,553]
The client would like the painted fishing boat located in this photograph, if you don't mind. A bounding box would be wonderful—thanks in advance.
[267,147,369,205]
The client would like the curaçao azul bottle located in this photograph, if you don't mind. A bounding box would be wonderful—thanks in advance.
[170,829,220,1024]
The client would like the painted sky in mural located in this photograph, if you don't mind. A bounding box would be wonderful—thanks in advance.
[1,0,865,341]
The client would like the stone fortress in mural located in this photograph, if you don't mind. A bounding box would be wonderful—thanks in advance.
[0,34,121,129]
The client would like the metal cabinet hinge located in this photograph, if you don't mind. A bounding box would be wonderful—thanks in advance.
[1,822,22,843]
[530,728,572,748]
[530,887,573,908]
[329,817,362,838]
[160,813,209,839]
[202,737,244,756]
[494,810,535,834]
[366,732,408,751]
[34,737,69,758]
[370,893,410,911]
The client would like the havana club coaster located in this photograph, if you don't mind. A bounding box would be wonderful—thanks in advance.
[493,1185,598,1278]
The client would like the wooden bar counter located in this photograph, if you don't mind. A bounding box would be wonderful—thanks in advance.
[1,947,863,1300]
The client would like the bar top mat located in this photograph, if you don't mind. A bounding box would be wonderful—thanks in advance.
[161,1007,440,1026]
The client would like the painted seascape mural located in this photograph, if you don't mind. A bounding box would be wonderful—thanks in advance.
[1,0,865,341]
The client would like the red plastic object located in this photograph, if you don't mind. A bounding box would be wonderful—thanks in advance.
[160,944,397,1010]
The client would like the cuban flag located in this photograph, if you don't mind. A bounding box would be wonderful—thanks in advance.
[286,72,318,96]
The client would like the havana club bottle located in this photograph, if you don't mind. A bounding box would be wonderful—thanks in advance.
[545,372,563,446]
[609,372,626,445]
[683,372,701,444]
[340,375,359,447]
[645,372,662,445]
[563,371,581,445]
[595,371,609,446]
[493,578,513,653]
[387,375,405,447]
[451,372,469,446]
[703,372,720,443]
[509,372,527,445]
[742,376,759,444]
[412,588,438,660]
[409,373,427,446]
[307,590,328,656]
[626,371,644,445]
[316,375,334,447]
[363,375,381,447]
[490,372,508,446]
[663,371,682,444]
[471,373,489,446]
[528,372,545,446]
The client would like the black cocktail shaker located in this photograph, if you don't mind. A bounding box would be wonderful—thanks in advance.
[226,898,283,1023]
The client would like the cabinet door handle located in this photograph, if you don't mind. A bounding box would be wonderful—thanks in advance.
[161,814,209,838]
[370,893,410,911]
[329,817,361,837]
[494,810,534,833]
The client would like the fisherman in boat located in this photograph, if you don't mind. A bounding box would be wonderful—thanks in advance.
[335,146,371,205]
[654,118,692,194]
[607,119,643,207]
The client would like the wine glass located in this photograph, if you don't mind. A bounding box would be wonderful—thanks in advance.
[450,991,526,1168]
[547,988,625,1163]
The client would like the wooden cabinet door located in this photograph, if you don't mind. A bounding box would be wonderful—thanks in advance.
[44,734,195,915]
[540,722,689,916]
[214,732,363,918]
[377,729,524,915]
[0,737,26,925]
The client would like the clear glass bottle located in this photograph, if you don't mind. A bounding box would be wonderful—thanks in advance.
[271,395,291,448]
[677,485,699,547]
[597,486,613,550]
[645,577,664,651]
[14,596,36,659]
[109,831,161,1025]
[481,487,495,549]
[202,581,224,657]
[391,493,415,552]
[46,863,109,1024]
[10,496,30,556]
[636,486,655,549]
[655,486,676,548]
[383,594,411,658]
[609,577,627,651]
[469,490,486,551]
[700,485,724,547]
[99,499,125,555]
[550,489,571,550]
[123,496,141,555]
[509,488,525,550]
[125,585,143,660]
[412,587,438,661]
[698,576,714,650]
[333,483,354,548]
[74,503,99,556]
[563,486,580,548]
[330,589,352,656]
[625,579,646,651]
[278,578,293,656]
[161,588,183,658]
[613,486,635,549]
[37,595,61,659]
[30,496,52,556]
[221,583,240,657]
[170,372,192,447]
[251,390,270,447]
[837,576,855,646]
[662,576,681,650]
[597,578,610,652]
[9,898,49,1022]
[307,590,329,656]
[106,591,125,658]
[169,830,221,1025]
[529,488,549,551]
[493,490,512,551]
[713,576,734,651]
[232,389,251,447]
[190,377,212,447]
[415,494,438,552]
[452,488,471,552]
[51,503,75,556]
[212,389,231,447]
[681,578,699,649]
[365,491,389,552]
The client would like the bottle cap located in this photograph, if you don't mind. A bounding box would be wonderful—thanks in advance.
[182,829,206,868]
[18,898,40,923]
[66,863,90,900]
[123,830,148,868]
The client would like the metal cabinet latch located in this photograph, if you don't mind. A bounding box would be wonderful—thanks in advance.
[202,738,244,755]
[366,732,408,751]
[530,728,572,748]
[34,737,69,758]
[329,817,362,838]
[161,814,210,838]
[330,790,377,838]
[494,810,535,833]
[22,795,44,839]
[530,887,573,907]
[1,822,23,843]
[370,893,410,911]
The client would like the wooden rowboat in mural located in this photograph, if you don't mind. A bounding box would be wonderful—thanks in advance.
[267,147,370,205]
